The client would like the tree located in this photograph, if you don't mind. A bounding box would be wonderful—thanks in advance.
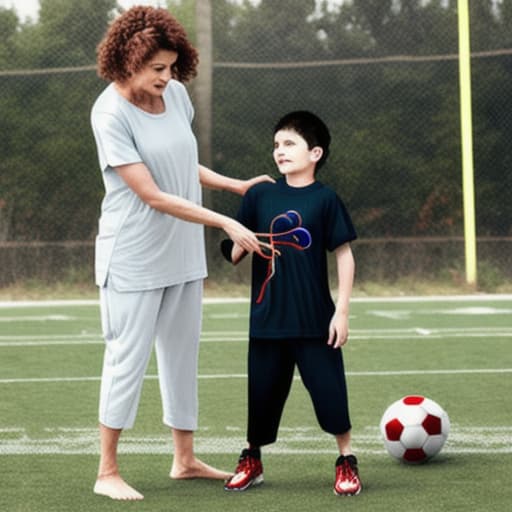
[0,0,116,241]
[206,0,510,241]
[1,0,511,248]
[0,7,19,68]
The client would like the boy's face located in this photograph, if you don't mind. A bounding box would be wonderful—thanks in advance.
[273,129,322,183]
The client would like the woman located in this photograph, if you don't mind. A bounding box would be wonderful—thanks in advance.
[90,6,271,501]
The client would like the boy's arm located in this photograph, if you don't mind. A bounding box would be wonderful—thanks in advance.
[220,239,248,265]
[327,242,355,348]
[231,242,247,265]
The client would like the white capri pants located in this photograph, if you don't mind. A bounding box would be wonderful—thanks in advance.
[98,279,203,431]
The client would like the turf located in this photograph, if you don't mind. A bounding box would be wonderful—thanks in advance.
[1,296,511,511]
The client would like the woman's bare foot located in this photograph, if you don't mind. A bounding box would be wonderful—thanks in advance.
[170,457,233,480]
[93,474,144,500]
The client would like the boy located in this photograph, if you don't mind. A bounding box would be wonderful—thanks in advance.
[221,111,361,496]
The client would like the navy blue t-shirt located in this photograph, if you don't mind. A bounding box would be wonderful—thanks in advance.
[237,178,357,339]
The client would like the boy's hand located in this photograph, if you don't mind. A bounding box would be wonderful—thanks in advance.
[327,310,349,348]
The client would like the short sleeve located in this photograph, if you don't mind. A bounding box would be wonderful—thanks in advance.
[91,111,142,171]
[325,193,357,251]
[181,85,195,123]
[237,187,257,230]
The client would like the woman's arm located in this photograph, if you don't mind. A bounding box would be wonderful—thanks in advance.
[199,165,274,195]
[116,162,262,254]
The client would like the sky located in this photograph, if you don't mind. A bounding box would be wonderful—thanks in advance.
[1,0,346,22]
[1,0,348,23]
[0,0,166,21]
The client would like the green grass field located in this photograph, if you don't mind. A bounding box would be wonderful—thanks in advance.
[1,295,511,511]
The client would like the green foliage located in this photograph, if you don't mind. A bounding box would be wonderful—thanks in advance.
[167,0,197,42]
[0,0,511,248]
[477,259,506,291]
[0,8,19,67]
[208,0,512,239]
[0,0,112,241]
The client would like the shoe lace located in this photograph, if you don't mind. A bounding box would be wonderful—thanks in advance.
[236,455,257,474]
[338,459,357,483]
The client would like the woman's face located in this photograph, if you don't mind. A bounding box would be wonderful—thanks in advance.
[128,49,178,97]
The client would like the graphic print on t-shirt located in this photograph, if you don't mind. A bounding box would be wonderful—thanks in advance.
[255,210,312,303]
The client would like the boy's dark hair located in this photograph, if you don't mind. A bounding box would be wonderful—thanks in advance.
[274,111,331,170]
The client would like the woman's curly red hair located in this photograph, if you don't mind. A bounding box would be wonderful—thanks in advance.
[96,6,198,83]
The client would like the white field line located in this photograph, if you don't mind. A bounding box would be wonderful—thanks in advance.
[1,326,511,347]
[0,315,76,322]
[1,425,511,455]
[1,368,512,385]
[2,294,512,308]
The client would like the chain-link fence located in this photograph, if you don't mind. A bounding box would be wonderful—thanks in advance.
[1,0,511,291]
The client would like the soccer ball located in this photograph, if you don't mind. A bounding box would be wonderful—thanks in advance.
[380,395,450,463]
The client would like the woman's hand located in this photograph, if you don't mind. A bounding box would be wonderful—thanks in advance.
[222,217,263,256]
[237,175,275,195]
[199,166,275,196]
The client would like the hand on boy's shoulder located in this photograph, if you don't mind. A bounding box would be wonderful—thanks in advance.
[242,174,276,194]
[248,176,278,197]
[254,174,276,186]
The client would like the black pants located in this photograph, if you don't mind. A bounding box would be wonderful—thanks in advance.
[247,337,352,447]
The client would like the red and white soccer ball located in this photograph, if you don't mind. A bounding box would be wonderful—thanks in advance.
[380,395,450,464]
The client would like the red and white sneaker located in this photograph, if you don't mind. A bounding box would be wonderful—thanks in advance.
[334,455,362,496]
[224,448,264,491]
